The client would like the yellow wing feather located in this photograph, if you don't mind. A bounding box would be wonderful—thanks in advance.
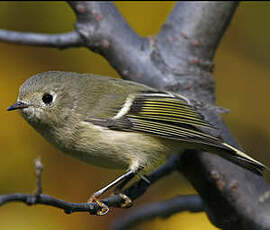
[110,91,266,175]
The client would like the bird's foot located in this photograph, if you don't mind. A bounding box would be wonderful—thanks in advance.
[88,195,109,216]
[118,193,133,208]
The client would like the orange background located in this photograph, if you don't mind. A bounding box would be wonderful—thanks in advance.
[0,2,270,230]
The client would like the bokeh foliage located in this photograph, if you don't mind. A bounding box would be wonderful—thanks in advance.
[0,2,269,230]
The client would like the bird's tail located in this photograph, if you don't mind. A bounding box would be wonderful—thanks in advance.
[221,143,267,176]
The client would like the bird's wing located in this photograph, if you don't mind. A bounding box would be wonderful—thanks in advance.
[89,90,229,150]
[84,90,266,175]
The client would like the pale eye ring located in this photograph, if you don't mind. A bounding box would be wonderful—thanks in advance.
[42,93,53,105]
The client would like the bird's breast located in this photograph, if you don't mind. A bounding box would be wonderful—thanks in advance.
[68,121,179,172]
[31,118,183,172]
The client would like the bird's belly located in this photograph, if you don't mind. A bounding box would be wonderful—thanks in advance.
[67,122,181,172]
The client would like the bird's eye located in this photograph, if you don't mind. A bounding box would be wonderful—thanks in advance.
[42,93,53,105]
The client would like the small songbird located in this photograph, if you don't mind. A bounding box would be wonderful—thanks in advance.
[7,71,266,214]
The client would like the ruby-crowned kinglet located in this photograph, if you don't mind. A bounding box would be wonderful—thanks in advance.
[7,71,266,214]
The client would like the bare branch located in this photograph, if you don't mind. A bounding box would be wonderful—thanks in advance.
[0,29,83,48]
[157,2,238,75]
[0,193,97,214]
[111,195,204,230]
[0,154,185,215]
[68,1,178,89]
[33,158,43,196]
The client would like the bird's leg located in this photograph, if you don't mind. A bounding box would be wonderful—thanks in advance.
[90,170,135,199]
[112,166,147,208]
[88,170,136,215]
[140,174,152,185]
[111,173,152,209]
[113,171,136,194]
[112,172,137,209]
[112,174,152,208]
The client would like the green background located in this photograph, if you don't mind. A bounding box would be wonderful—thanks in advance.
[0,2,270,230]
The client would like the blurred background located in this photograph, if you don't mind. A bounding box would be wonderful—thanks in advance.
[0,2,269,230]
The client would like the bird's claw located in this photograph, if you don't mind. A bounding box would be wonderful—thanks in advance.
[119,193,133,208]
[88,197,110,216]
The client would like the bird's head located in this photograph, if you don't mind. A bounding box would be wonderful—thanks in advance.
[7,71,77,128]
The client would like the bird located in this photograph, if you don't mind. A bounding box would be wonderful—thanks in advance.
[7,71,266,215]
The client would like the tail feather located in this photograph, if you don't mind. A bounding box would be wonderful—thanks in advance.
[222,143,267,176]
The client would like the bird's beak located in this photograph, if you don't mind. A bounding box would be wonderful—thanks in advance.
[6,101,29,111]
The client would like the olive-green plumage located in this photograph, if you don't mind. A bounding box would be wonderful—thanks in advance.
[8,71,266,176]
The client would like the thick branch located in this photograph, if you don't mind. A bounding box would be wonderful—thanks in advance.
[111,195,204,230]
[68,1,179,89]
[156,2,270,229]
[0,30,83,48]
[157,2,237,76]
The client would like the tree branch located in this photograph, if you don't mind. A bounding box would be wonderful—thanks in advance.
[155,2,270,229]
[0,30,83,48]
[68,1,181,89]
[0,155,182,215]
[111,195,204,230]
[155,3,270,229]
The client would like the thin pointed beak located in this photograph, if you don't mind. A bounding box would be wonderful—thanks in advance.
[6,101,29,111]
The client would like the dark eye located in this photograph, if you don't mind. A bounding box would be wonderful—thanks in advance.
[42,93,53,105]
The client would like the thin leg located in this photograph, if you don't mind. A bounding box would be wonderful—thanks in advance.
[140,175,151,184]
[88,170,136,215]
[90,170,135,200]
[117,173,151,209]
[113,171,136,194]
